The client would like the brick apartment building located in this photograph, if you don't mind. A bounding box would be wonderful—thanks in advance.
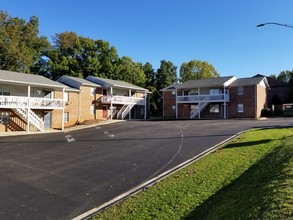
[161,76,270,119]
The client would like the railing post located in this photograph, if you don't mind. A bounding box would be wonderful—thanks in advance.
[27,86,30,132]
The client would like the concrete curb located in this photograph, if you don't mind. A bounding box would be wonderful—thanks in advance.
[72,130,246,220]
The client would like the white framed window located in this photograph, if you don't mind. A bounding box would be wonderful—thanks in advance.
[64,112,69,122]
[171,90,176,95]
[237,86,244,95]
[210,104,219,113]
[64,92,69,102]
[90,104,95,114]
[238,104,244,113]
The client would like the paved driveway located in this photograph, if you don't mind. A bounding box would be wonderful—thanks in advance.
[0,118,292,219]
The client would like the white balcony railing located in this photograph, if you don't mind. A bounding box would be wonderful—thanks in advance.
[101,95,145,105]
[0,96,64,109]
[177,94,230,103]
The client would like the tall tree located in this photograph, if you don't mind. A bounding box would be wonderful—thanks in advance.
[156,60,178,90]
[142,62,157,113]
[114,56,146,87]
[277,70,292,82]
[0,11,50,73]
[155,60,177,113]
[180,60,220,82]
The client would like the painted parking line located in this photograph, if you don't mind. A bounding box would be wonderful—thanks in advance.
[65,135,76,142]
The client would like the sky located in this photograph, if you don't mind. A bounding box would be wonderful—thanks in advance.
[1,0,293,78]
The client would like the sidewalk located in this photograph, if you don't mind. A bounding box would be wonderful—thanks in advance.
[0,120,124,137]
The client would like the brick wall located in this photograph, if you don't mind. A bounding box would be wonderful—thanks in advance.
[163,91,176,118]
[229,86,255,118]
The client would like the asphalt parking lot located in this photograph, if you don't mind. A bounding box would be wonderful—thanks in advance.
[0,118,292,220]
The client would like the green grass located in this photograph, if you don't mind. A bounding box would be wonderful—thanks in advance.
[92,128,293,220]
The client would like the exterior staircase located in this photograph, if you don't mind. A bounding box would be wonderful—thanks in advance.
[117,103,135,120]
[13,108,44,131]
[190,102,209,119]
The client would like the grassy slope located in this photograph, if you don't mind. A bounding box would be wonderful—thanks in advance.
[92,128,293,220]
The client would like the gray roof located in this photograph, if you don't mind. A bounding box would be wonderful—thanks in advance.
[57,75,99,90]
[160,84,177,92]
[176,76,236,89]
[0,70,66,89]
[230,77,269,87]
[86,76,148,92]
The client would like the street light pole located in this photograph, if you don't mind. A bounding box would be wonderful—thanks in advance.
[257,22,293,29]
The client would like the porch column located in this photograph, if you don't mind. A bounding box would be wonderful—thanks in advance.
[198,88,201,119]
[27,86,31,132]
[129,89,131,120]
[61,88,65,131]
[223,86,226,119]
[144,91,147,120]
[110,87,113,120]
[175,87,178,119]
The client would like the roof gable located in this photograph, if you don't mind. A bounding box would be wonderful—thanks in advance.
[230,77,269,88]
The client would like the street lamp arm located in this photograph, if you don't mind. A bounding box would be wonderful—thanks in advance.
[257,22,293,29]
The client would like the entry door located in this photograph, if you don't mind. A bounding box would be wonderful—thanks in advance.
[44,112,52,129]
[102,106,107,119]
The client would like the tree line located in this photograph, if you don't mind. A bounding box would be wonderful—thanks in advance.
[1,11,292,113]
[0,11,221,114]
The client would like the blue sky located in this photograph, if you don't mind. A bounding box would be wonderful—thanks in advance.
[1,0,293,78]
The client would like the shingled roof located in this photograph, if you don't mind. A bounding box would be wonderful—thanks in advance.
[86,76,149,92]
[176,76,236,89]
[57,75,99,90]
[0,70,66,89]
[230,77,269,88]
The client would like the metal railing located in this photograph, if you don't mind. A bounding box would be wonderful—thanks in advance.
[177,94,229,103]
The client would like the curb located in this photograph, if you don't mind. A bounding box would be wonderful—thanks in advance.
[72,130,246,220]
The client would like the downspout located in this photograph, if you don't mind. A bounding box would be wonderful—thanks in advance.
[77,90,81,123]
[27,86,30,132]
[61,88,65,131]
[110,87,113,120]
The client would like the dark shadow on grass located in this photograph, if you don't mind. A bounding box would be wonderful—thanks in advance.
[224,139,272,148]
[183,137,293,220]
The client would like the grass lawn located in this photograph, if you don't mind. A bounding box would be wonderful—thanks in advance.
[92,127,293,220]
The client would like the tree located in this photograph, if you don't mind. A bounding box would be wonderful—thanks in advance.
[155,60,178,113]
[0,11,50,73]
[180,60,220,82]
[156,60,178,90]
[142,62,157,113]
[114,56,146,87]
[277,70,292,82]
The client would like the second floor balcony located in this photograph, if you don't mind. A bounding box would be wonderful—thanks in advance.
[101,95,145,105]
[0,95,64,109]
[177,93,230,103]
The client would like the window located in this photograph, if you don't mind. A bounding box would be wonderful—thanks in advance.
[64,92,69,102]
[90,88,95,96]
[172,105,176,110]
[171,90,176,95]
[238,104,244,113]
[90,105,95,114]
[209,89,219,95]
[210,104,219,113]
[64,112,69,122]
[0,86,10,96]
[237,86,244,95]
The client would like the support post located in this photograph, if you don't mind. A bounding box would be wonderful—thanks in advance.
[27,86,30,132]
[144,91,147,120]
[61,88,65,131]
[175,87,178,119]
[110,87,113,120]
[129,89,131,120]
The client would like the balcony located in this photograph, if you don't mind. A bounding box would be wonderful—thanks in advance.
[177,94,230,103]
[101,95,145,105]
[0,96,64,109]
